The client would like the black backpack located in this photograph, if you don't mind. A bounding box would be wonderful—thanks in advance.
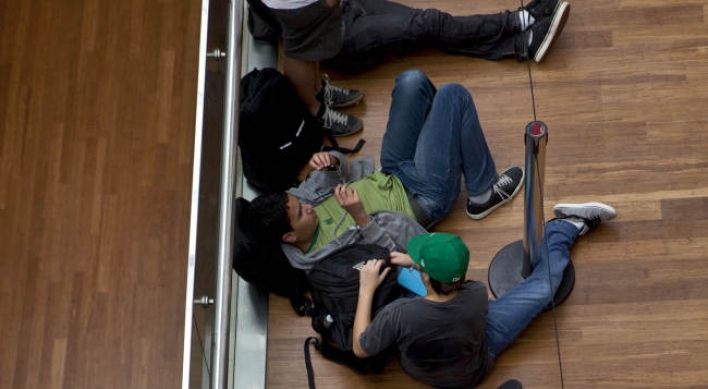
[239,68,364,194]
[239,68,323,194]
[304,244,401,388]
[232,197,312,315]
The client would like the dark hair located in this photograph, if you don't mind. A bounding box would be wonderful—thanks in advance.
[428,277,465,296]
[249,193,292,241]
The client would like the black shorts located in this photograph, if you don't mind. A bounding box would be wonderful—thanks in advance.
[268,0,342,61]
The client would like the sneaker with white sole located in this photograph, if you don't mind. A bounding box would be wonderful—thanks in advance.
[553,202,617,235]
[316,74,364,109]
[522,0,564,20]
[317,104,363,137]
[527,1,570,63]
[466,167,525,220]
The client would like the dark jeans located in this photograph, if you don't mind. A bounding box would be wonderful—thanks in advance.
[324,0,526,72]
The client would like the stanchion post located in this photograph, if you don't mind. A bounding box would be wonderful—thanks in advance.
[488,122,574,308]
[521,121,547,277]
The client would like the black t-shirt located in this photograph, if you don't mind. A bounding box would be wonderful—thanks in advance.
[359,281,492,389]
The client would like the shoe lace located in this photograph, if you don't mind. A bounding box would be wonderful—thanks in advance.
[321,106,348,129]
[322,73,347,106]
[584,216,601,229]
[492,174,514,200]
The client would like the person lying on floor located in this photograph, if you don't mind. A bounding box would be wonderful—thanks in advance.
[353,203,617,389]
[249,69,524,270]
[249,0,572,73]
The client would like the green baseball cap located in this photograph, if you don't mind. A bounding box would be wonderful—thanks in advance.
[407,233,469,283]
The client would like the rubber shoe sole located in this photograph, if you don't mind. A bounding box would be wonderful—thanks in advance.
[553,202,617,222]
[331,93,364,109]
[466,167,525,220]
[534,1,570,63]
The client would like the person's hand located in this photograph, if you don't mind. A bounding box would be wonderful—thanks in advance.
[390,251,414,268]
[334,184,369,225]
[309,152,339,171]
[359,259,391,295]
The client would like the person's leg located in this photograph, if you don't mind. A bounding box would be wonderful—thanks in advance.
[283,57,321,116]
[382,71,498,225]
[457,94,499,197]
[338,0,524,62]
[380,69,437,172]
[485,219,578,358]
[271,0,363,135]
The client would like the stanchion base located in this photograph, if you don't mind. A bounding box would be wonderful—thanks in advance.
[488,240,575,310]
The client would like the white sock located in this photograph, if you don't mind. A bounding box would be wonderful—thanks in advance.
[561,218,586,231]
[518,10,535,31]
[528,31,534,46]
[468,189,492,204]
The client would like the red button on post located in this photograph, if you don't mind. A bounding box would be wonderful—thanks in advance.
[531,122,544,135]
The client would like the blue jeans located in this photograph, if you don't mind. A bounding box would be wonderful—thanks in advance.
[324,0,526,72]
[380,70,498,228]
[485,219,580,358]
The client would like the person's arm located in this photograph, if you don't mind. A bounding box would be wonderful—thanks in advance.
[287,151,348,205]
[389,251,414,268]
[308,151,341,171]
[333,183,369,226]
[353,259,390,358]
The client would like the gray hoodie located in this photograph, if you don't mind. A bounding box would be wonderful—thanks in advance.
[283,151,426,271]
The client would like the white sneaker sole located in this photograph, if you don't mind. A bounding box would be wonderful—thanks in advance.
[534,1,571,63]
[553,202,617,222]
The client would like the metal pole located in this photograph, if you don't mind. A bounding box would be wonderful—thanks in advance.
[182,0,211,388]
[488,122,574,307]
[212,0,243,388]
[521,121,548,277]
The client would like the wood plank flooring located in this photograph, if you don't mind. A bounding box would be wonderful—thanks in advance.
[266,1,708,389]
[1,1,200,388]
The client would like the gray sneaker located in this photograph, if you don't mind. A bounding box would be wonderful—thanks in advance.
[553,202,617,235]
[316,74,364,109]
[317,104,363,137]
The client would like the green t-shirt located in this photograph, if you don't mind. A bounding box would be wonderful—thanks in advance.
[306,171,414,252]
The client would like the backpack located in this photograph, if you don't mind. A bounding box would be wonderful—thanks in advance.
[304,244,401,387]
[232,197,312,316]
[239,68,364,194]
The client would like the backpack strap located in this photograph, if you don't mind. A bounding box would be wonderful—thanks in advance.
[305,335,388,381]
[322,133,366,154]
[304,336,366,389]
[304,337,319,389]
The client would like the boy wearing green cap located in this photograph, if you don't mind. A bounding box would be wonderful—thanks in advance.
[353,202,616,389]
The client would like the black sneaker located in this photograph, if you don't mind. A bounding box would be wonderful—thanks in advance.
[522,0,564,20]
[553,202,617,235]
[316,74,364,109]
[497,379,523,389]
[466,167,524,220]
[317,104,363,137]
[527,1,570,63]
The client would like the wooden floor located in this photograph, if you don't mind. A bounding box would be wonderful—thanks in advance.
[1,1,200,388]
[3,1,708,389]
[266,1,708,389]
